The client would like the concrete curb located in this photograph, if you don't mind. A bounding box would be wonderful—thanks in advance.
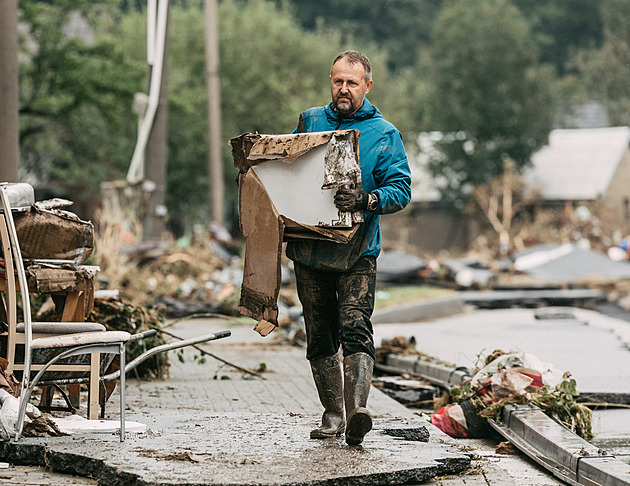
[373,294,465,324]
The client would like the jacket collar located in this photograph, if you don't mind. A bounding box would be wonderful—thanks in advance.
[325,97,379,124]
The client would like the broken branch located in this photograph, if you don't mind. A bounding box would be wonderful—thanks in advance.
[155,328,266,380]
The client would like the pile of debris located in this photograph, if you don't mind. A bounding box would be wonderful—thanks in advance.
[433,350,593,440]
[374,339,594,441]
[378,242,630,312]
[93,220,245,319]
[0,361,66,439]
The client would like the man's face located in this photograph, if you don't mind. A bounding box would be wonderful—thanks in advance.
[330,58,373,117]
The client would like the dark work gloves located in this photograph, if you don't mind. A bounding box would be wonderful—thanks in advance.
[334,186,368,212]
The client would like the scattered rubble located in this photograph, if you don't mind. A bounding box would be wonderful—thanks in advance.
[0,388,64,439]
[374,339,594,442]
[372,376,437,407]
[96,232,243,318]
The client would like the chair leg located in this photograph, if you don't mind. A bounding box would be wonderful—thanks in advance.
[68,384,81,409]
[88,353,99,420]
[38,385,78,415]
[13,343,126,442]
[39,385,54,409]
[119,343,125,442]
[14,385,30,441]
[100,381,107,419]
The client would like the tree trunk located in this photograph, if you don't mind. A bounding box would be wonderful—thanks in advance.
[205,0,225,226]
[0,0,19,182]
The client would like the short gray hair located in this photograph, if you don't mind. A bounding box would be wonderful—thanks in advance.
[331,50,372,83]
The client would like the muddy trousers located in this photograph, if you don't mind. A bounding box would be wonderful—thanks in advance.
[293,256,377,362]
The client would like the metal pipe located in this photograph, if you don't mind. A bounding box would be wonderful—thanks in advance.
[126,0,168,182]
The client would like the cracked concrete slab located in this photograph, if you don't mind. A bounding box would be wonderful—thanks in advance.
[2,415,469,485]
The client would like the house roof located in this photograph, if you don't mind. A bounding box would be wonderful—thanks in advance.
[524,126,630,201]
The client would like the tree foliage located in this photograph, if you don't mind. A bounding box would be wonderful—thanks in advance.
[115,0,404,233]
[568,0,630,126]
[18,0,143,207]
[17,0,413,233]
[511,0,603,74]
[14,0,619,236]
[424,0,555,209]
[277,0,442,73]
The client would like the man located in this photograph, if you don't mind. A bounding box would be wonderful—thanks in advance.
[287,50,411,445]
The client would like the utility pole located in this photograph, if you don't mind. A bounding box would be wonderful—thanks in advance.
[143,0,170,239]
[205,0,225,226]
[0,0,19,182]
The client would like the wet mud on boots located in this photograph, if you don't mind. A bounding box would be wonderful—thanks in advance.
[309,352,345,438]
[343,352,374,445]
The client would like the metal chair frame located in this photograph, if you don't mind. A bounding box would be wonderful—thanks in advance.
[0,185,130,442]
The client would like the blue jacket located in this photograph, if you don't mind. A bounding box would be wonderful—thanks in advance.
[286,98,412,270]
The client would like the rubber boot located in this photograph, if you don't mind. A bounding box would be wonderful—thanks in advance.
[343,352,374,445]
[309,353,345,439]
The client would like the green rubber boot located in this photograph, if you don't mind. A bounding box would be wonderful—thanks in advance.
[344,352,374,445]
[310,352,345,439]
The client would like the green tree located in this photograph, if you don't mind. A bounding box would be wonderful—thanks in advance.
[279,0,442,73]
[568,0,630,126]
[216,0,417,226]
[424,0,555,209]
[18,0,419,234]
[18,1,144,214]
[511,0,603,74]
[172,0,347,233]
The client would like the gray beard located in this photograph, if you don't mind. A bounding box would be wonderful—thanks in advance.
[334,100,355,117]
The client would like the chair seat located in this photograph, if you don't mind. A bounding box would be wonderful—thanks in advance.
[31,331,131,349]
[17,322,106,333]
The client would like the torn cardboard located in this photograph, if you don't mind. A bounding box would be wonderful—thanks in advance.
[13,206,94,265]
[230,130,362,336]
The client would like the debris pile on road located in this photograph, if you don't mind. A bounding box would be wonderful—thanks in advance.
[93,208,246,319]
[379,244,630,317]
[374,339,594,441]
[93,223,309,350]
[433,350,593,440]
[375,335,454,367]
[375,335,422,360]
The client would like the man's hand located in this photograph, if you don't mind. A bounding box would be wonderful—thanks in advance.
[334,186,369,212]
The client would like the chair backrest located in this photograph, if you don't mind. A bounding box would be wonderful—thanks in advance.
[0,210,18,371]
[0,186,34,377]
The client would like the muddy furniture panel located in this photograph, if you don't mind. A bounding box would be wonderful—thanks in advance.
[231,130,362,336]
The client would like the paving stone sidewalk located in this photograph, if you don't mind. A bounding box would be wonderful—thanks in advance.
[1,318,470,485]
